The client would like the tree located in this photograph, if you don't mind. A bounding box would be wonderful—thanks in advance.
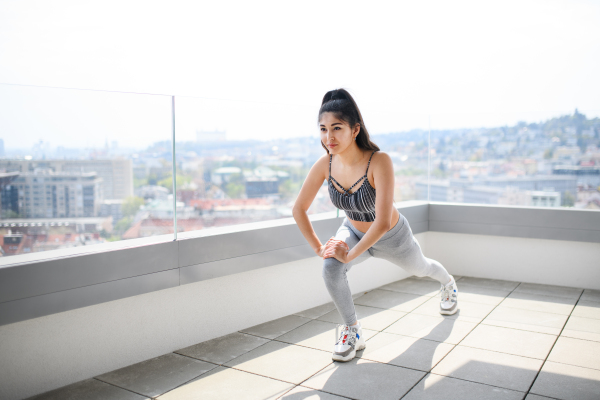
[563,191,575,207]
[121,196,145,218]
[225,181,245,198]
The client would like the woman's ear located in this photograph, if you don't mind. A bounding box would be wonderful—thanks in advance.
[353,123,361,136]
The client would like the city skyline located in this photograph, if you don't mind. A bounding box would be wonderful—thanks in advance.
[1,0,599,148]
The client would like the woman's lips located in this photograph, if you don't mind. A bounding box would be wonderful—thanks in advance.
[328,144,337,148]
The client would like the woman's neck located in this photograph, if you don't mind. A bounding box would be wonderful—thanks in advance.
[334,144,366,167]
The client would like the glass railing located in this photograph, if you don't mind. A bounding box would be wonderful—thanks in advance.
[0,84,173,257]
[1,84,598,260]
[426,111,600,209]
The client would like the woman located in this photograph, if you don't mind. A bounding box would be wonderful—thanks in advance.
[292,88,459,362]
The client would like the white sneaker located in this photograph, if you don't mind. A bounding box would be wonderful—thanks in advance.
[440,276,458,315]
[332,322,366,362]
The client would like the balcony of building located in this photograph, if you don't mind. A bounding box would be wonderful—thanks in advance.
[1,201,599,400]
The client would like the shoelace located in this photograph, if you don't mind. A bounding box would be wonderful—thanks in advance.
[335,324,357,347]
[440,284,452,302]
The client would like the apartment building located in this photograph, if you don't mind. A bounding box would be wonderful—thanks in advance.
[0,158,133,200]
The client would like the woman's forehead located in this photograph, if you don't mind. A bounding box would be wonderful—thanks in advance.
[319,112,346,125]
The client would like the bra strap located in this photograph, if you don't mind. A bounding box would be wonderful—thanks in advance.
[365,151,376,175]
[329,154,332,178]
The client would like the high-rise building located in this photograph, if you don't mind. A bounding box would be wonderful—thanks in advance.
[3,168,103,218]
[0,159,133,200]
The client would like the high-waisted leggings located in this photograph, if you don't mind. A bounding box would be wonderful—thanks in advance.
[322,213,451,326]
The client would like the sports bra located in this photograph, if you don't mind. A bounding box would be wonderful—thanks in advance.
[328,150,377,222]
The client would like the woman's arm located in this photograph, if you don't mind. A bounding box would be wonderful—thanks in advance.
[292,154,331,256]
[334,152,396,263]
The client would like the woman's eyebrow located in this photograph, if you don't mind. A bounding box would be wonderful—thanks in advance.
[320,122,343,127]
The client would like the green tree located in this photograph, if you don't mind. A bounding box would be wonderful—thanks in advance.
[114,216,134,234]
[157,174,192,191]
[225,181,245,198]
[543,148,553,159]
[121,196,145,218]
[563,191,575,207]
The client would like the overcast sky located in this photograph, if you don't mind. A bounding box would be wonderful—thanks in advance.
[1,0,599,150]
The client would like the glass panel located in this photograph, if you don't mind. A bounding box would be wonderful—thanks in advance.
[428,111,600,209]
[0,84,173,259]
[174,95,335,234]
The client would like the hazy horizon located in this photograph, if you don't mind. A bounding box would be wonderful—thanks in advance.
[1,0,599,149]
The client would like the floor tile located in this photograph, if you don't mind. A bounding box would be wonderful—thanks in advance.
[354,289,431,312]
[412,297,495,320]
[530,361,600,400]
[513,282,583,300]
[572,300,600,320]
[293,302,337,319]
[581,289,600,303]
[317,305,406,331]
[359,332,454,371]
[280,386,348,399]
[25,378,149,400]
[240,315,312,339]
[547,336,600,370]
[483,306,568,335]
[174,332,270,365]
[402,373,524,400]
[273,319,378,352]
[302,358,426,400]
[156,366,294,400]
[501,292,577,315]
[383,313,478,344]
[223,341,332,384]
[524,394,556,400]
[378,277,442,296]
[561,316,600,342]
[95,353,217,398]
[457,277,519,291]
[455,283,510,305]
[431,346,543,392]
[353,292,367,300]
[460,324,557,359]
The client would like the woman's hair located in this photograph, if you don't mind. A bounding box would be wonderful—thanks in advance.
[318,88,380,154]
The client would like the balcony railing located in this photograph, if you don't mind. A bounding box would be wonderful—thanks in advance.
[0,201,599,399]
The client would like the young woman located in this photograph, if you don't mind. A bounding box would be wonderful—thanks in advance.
[292,88,459,362]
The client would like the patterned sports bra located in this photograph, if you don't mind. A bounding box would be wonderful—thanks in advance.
[328,150,377,222]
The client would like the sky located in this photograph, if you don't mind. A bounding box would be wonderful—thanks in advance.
[1,0,599,150]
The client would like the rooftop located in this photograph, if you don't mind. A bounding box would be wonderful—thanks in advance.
[27,275,600,400]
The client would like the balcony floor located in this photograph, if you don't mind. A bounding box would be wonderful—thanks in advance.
[28,276,600,400]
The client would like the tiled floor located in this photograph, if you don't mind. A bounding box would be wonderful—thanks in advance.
[28,276,600,400]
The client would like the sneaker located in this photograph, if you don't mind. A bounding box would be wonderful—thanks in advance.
[440,276,458,315]
[332,322,366,362]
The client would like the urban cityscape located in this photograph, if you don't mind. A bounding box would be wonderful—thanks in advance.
[1,110,599,258]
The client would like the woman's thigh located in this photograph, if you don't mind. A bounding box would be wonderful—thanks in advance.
[325,218,372,272]
[369,216,428,274]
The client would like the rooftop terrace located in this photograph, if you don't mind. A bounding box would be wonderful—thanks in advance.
[27,275,600,400]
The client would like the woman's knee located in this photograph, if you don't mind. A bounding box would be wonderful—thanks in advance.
[322,257,346,282]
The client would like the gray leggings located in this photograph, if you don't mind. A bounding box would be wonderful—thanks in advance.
[322,213,451,325]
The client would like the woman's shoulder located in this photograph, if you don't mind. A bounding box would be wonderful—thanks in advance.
[313,152,331,178]
[369,150,393,171]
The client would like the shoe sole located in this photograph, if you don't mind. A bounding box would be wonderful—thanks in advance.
[440,306,458,315]
[332,343,366,362]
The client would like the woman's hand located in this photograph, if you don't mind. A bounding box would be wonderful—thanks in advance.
[321,237,350,263]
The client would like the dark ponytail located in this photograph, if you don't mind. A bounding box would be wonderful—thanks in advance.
[318,88,380,154]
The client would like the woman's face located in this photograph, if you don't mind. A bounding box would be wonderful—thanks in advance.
[319,112,359,154]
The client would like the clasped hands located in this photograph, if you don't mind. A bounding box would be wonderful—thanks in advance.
[318,237,350,263]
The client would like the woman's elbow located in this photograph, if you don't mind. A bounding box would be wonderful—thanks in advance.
[292,205,306,218]
[377,219,392,232]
